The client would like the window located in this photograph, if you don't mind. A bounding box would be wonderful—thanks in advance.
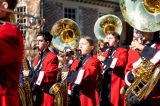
[16,6,27,36]
[64,7,78,22]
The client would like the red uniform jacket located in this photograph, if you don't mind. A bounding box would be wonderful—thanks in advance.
[101,47,127,106]
[0,23,24,106]
[33,51,59,106]
[125,43,160,75]
[125,43,160,105]
[68,55,102,106]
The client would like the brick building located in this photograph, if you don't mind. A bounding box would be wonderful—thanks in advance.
[17,0,41,49]
[42,0,126,43]
[16,0,134,66]
[17,0,132,49]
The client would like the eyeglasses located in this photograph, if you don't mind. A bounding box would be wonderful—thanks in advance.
[37,39,46,42]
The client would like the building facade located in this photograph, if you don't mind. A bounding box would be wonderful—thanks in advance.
[17,0,131,49]
[17,0,41,49]
[42,0,125,43]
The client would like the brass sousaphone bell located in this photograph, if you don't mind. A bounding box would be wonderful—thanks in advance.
[50,18,80,51]
[94,14,122,41]
[120,0,160,32]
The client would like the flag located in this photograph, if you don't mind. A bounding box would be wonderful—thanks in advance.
[133,29,143,44]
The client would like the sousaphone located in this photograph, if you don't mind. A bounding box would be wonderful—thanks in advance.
[50,18,80,106]
[120,0,160,104]
[120,0,160,32]
[94,14,122,41]
[51,18,80,51]
[94,14,122,55]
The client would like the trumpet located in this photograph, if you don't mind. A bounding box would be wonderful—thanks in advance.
[0,7,45,29]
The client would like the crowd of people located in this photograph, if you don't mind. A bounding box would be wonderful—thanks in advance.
[1,0,160,106]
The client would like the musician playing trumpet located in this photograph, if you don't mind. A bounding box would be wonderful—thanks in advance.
[97,31,128,106]
[0,0,24,106]
[124,29,160,106]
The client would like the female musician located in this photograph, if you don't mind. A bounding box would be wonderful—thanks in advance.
[66,36,102,106]
[0,0,24,106]
[124,30,160,106]
[98,31,128,106]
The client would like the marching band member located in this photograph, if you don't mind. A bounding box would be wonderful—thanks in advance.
[98,31,128,106]
[0,0,24,106]
[66,36,102,106]
[23,31,59,106]
[124,30,160,106]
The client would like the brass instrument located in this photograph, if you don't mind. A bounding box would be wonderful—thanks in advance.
[120,0,160,104]
[49,50,70,106]
[18,54,33,106]
[120,0,160,32]
[49,18,80,106]
[0,7,45,29]
[94,14,122,41]
[51,18,80,51]
[125,58,160,104]
[94,14,122,55]
[22,54,33,106]
[97,40,103,56]
[18,84,27,106]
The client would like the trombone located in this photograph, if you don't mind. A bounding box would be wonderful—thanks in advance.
[0,7,45,29]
